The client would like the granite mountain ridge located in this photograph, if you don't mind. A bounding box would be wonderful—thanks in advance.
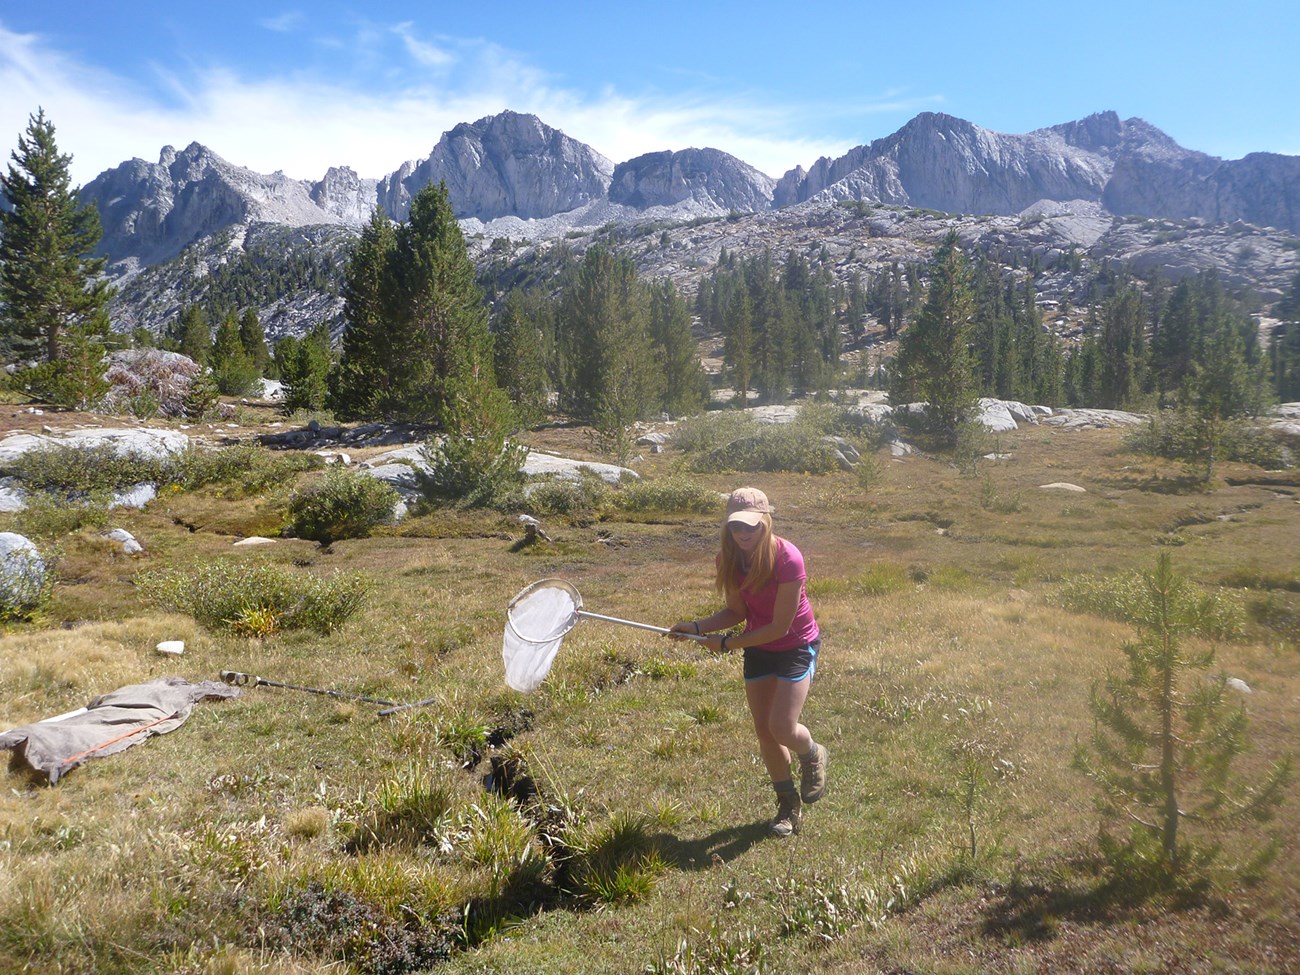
[79,108,1300,281]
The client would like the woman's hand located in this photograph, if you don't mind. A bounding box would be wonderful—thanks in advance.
[667,620,699,641]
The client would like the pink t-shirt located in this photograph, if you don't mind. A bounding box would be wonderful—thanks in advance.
[736,537,820,652]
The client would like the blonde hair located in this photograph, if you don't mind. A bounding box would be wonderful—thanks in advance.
[715,512,777,597]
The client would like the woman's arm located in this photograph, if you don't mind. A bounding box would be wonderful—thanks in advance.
[669,590,746,644]
[723,581,800,650]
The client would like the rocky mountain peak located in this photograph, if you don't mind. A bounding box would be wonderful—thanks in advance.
[376,110,614,222]
[609,147,775,213]
[309,166,380,224]
[1043,110,1124,153]
[81,141,355,275]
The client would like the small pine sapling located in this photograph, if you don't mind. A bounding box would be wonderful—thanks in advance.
[1073,553,1292,876]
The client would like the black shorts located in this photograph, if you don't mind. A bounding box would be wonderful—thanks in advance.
[743,638,819,682]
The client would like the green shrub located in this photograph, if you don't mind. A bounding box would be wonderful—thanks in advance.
[696,425,845,474]
[8,443,175,496]
[1057,570,1245,640]
[286,468,399,545]
[135,559,371,634]
[418,433,529,510]
[266,880,456,974]
[13,492,110,539]
[613,474,720,514]
[211,355,264,397]
[1125,410,1288,469]
[523,472,609,518]
[671,411,758,454]
[178,443,324,494]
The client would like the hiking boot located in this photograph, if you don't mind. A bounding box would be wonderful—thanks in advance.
[800,742,828,804]
[770,790,801,837]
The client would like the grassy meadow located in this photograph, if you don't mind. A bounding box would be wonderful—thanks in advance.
[1,412,1297,975]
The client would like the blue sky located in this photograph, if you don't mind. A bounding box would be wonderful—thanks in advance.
[2,1,1297,187]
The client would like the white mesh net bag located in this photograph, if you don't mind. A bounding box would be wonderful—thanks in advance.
[502,579,583,693]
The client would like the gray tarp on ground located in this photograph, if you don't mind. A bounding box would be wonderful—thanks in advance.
[0,677,241,783]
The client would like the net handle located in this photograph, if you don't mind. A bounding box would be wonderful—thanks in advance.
[577,610,710,642]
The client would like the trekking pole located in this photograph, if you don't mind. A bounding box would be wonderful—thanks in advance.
[219,670,399,708]
[377,696,439,717]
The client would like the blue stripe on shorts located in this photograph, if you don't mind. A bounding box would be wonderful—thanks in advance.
[743,637,819,682]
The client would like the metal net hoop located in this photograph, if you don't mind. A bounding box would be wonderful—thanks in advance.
[502,579,583,692]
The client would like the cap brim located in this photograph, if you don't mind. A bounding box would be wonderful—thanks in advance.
[726,510,766,527]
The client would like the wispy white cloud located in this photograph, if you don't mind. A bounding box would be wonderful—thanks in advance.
[391,21,454,69]
[0,21,907,188]
[259,11,306,33]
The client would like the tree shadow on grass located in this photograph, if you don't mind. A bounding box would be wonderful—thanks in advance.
[654,820,772,870]
[980,860,1219,946]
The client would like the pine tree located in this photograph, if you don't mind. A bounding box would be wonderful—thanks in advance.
[389,182,495,422]
[211,310,261,395]
[1270,321,1300,402]
[845,272,867,340]
[1151,279,1197,405]
[420,339,527,507]
[1066,330,1103,407]
[1183,312,1271,482]
[890,231,977,443]
[492,288,552,429]
[275,324,331,412]
[1073,554,1292,872]
[329,208,397,419]
[177,304,211,366]
[557,245,659,425]
[1097,287,1148,409]
[751,270,791,403]
[648,278,708,418]
[328,186,502,431]
[0,109,111,364]
[1269,272,1300,401]
[724,286,754,408]
[238,308,269,375]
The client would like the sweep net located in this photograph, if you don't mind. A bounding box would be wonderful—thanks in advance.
[502,579,582,693]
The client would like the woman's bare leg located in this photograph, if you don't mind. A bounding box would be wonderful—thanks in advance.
[745,676,813,783]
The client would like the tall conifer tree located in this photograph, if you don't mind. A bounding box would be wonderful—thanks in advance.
[492,288,552,429]
[557,245,658,423]
[329,208,397,419]
[238,307,269,374]
[0,109,111,362]
[648,278,708,418]
[890,231,977,442]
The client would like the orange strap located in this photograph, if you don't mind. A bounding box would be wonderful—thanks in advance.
[57,713,177,770]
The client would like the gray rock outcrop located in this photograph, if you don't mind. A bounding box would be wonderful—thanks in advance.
[0,427,189,465]
[609,148,775,212]
[0,532,46,613]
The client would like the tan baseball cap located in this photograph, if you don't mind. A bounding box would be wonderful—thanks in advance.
[726,487,773,526]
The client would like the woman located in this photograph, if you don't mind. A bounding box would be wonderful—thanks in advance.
[670,487,827,837]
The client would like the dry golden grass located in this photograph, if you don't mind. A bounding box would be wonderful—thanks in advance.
[1,415,1297,974]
